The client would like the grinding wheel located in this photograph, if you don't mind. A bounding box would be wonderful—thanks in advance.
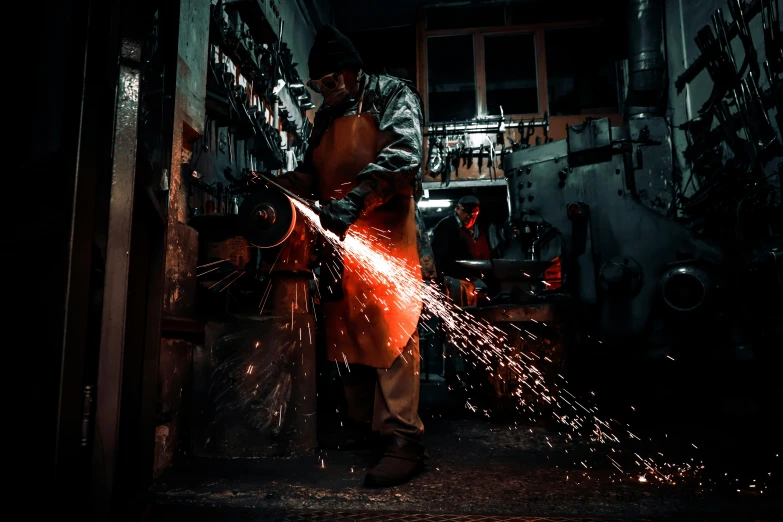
[239,188,296,248]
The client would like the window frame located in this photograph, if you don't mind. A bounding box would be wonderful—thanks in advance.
[416,9,617,123]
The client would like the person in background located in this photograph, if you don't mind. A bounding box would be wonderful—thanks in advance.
[431,195,502,385]
[431,195,494,284]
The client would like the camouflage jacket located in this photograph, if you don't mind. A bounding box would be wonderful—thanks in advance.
[296,73,437,279]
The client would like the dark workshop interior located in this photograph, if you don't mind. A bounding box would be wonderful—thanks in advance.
[34,0,782,520]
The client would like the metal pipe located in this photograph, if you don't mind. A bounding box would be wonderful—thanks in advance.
[626,0,666,117]
[676,0,693,121]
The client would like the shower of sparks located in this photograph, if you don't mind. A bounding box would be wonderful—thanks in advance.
[291,199,715,486]
[197,266,220,277]
[259,280,273,312]
[198,259,230,269]
[209,269,239,290]
[220,270,245,292]
[198,259,230,277]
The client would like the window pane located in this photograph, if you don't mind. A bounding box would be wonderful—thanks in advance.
[426,5,505,31]
[484,33,538,116]
[427,35,476,122]
[545,26,619,115]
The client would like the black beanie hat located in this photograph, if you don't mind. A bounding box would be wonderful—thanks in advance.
[308,25,363,80]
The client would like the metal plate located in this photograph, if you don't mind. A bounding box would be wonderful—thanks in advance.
[566,118,612,155]
[239,188,296,248]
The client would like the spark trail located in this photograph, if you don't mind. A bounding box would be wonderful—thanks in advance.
[292,200,698,485]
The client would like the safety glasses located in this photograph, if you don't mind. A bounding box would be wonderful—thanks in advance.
[307,73,340,94]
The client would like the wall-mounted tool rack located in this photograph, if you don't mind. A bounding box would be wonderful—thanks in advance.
[187,0,314,224]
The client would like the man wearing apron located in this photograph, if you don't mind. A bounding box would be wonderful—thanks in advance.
[278,25,427,488]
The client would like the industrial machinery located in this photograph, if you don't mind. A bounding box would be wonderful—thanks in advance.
[444,0,782,411]
[501,118,726,351]
[190,185,318,457]
[479,0,782,365]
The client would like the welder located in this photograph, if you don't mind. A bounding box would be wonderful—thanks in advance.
[276,25,427,488]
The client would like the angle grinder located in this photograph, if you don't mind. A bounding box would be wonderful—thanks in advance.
[239,174,320,248]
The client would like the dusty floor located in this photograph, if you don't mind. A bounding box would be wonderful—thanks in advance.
[149,404,779,521]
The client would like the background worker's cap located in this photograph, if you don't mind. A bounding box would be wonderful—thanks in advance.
[457,195,481,210]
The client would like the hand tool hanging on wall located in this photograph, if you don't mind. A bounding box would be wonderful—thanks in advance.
[714,98,754,166]
[427,131,444,178]
[523,117,535,147]
[763,61,783,135]
[465,134,473,170]
[210,0,227,48]
[727,0,761,81]
[743,71,779,158]
[486,135,497,180]
[443,143,452,186]
[477,143,485,176]
[694,23,735,115]
[674,0,765,92]
[542,111,551,143]
[731,85,760,163]
[458,133,468,176]
[761,0,781,74]
[425,130,436,178]
[439,125,450,184]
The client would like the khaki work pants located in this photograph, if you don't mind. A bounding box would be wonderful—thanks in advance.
[341,331,424,440]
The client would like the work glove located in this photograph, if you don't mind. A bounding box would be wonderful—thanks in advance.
[319,191,363,240]
[472,279,489,299]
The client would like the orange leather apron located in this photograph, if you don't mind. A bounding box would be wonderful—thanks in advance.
[311,112,422,369]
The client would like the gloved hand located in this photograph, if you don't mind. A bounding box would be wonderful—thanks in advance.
[319,191,363,240]
[472,279,489,299]
[473,279,488,292]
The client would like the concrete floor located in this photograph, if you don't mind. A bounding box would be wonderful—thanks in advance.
[149,404,779,521]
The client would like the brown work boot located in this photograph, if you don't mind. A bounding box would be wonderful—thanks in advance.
[364,437,427,488]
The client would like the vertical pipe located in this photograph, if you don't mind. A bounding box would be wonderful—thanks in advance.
[677,0,693,122]
[626,0,666,117]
